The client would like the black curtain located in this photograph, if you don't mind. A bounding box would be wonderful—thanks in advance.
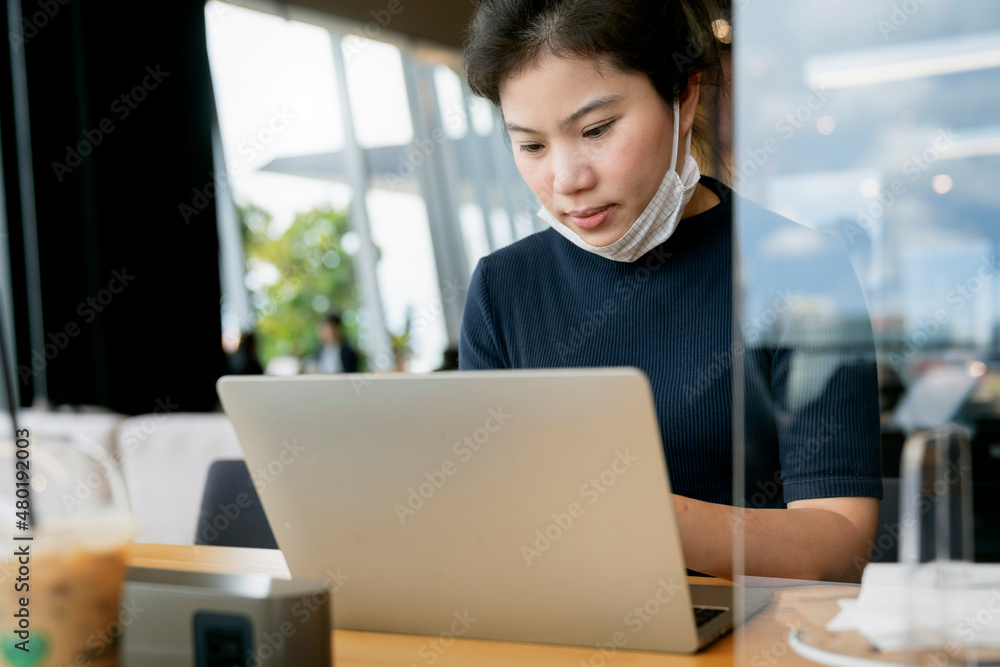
[1,0,227,414]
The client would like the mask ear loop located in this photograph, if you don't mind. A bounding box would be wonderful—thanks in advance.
[669,98,680,174]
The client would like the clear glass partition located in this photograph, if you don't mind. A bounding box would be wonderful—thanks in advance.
[733,1,1000,663]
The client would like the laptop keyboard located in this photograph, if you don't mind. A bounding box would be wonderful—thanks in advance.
[694,606,726,627]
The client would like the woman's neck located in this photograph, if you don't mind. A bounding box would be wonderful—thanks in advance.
[680,182,721,220]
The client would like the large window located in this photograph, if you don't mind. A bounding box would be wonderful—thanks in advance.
[205,1,538,372]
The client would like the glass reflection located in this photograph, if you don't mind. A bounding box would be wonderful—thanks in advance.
[735,0,1000,624]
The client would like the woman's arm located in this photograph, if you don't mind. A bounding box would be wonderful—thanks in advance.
[715,225,881,583]
[673,494,878,583]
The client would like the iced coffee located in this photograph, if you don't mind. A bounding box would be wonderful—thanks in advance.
[2,521,133,667]
[2,432,135,667]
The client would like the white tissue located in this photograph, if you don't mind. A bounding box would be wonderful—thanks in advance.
[826,562,1000,653]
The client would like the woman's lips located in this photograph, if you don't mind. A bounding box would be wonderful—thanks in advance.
[568,204,614,229]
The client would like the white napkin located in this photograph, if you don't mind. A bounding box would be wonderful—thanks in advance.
[827,563,1000,653]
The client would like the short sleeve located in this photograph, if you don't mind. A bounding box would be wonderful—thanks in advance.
[772,348,883,502]
[459,259,508,370]
[767,248,883,503]
[741,213,883,503]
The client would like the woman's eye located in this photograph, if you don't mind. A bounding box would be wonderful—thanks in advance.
[584,121,614,138]
[519,143,543,153]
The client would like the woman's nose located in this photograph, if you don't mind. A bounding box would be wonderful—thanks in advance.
[552,150,597,196]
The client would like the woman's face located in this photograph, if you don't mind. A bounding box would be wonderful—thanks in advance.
[500,53,678,247]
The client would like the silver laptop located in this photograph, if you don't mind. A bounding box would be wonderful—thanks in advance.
[217,368,771,653]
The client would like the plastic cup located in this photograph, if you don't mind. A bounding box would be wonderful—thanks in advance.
[1,432,136,667]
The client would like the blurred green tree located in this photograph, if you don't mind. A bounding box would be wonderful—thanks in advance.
[238,202,367,369]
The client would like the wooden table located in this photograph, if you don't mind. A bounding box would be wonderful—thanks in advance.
[128,543,864,666]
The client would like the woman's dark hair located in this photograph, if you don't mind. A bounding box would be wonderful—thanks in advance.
[464,0,727,165]
[465,0,722,105]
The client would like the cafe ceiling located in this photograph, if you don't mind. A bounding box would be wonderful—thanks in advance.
[266,0,732,53]
[278,0,476,50]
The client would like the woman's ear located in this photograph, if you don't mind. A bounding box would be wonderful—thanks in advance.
[679,72,702,137]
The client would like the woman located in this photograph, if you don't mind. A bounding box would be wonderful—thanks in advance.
[460,0,882,582]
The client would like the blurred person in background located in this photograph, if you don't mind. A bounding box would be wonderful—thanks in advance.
[877,362,905,420]
[309,312,360,374]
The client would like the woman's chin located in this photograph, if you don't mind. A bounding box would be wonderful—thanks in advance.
[573,226,626,248]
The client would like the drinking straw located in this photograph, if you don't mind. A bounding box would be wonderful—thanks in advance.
[0,291,29,527]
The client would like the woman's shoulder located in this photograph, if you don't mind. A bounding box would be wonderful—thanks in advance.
[729,186,872,348]
[723,182,844,257]
[705,176,835,245]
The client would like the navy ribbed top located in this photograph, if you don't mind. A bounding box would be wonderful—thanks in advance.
[459,177,882,507]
